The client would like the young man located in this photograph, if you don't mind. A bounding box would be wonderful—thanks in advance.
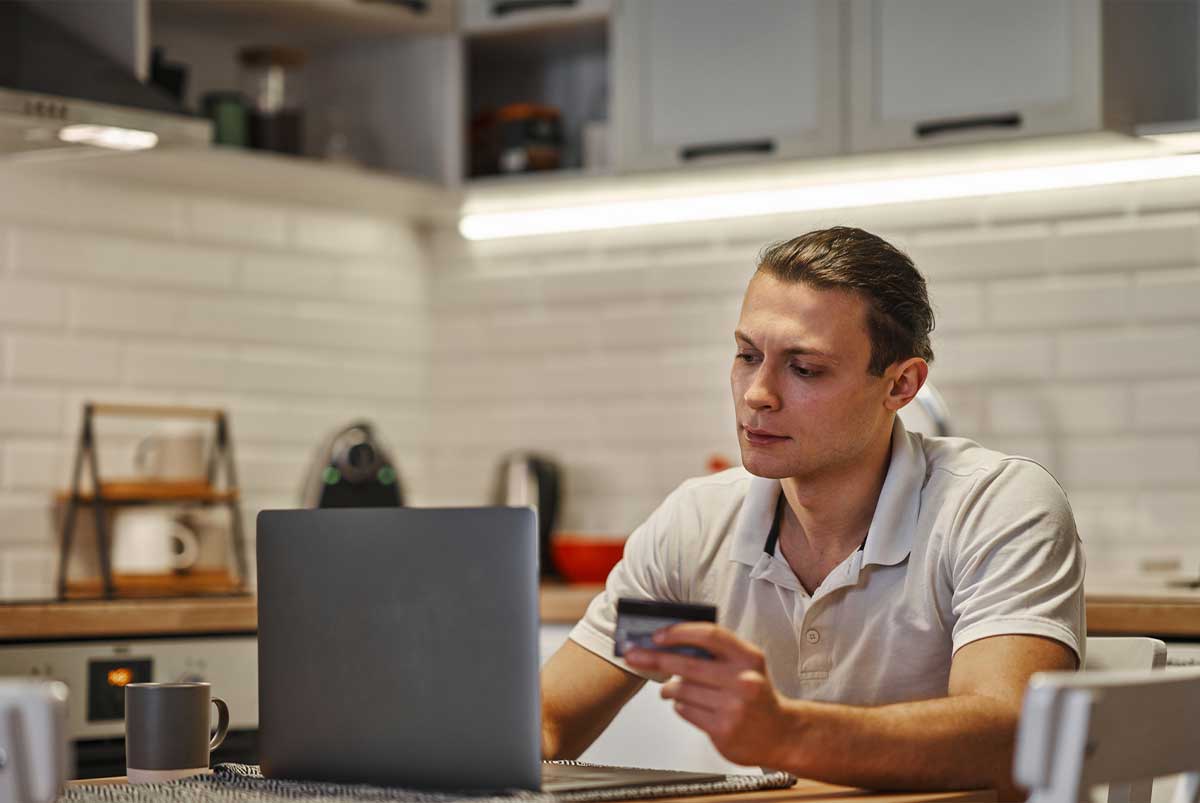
[540,227,1084,799]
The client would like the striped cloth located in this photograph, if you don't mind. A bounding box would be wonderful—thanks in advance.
[64,762,797,803]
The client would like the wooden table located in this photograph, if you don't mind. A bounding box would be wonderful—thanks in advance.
[67,775,994,802]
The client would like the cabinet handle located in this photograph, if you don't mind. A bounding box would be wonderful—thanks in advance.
[357,0,429,13]
[492,0,578,16]
[915,113,1022,138]
[680,139,776,161]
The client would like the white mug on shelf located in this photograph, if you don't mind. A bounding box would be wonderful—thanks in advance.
[0,679,69,803]
[134,424,209,482]
[112,508,200,575]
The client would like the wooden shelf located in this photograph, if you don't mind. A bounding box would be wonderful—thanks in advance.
[64,569,243,600]
[56,480,238,505]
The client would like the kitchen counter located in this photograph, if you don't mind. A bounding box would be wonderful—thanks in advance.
[0,584,605,642]
[5,583,1200,642]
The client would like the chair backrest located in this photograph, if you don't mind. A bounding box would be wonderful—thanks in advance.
[1084,637,1167,671]
[1013,668,1200,803]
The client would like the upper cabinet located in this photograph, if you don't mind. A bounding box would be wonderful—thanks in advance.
[848,0,1101,153]
[611,0,842,173]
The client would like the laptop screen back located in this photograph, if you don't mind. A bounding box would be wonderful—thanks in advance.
[256,506,541,791]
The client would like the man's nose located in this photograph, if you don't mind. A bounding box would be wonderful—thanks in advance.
[744,365,780,410]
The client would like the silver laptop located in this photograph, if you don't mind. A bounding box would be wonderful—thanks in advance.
[256,507,726,793]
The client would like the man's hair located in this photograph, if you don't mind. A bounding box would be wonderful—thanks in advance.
[756,227,935,376]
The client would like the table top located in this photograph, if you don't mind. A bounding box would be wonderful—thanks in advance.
[67,775,995,803]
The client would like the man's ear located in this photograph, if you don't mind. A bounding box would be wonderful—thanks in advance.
[884,357,928,413]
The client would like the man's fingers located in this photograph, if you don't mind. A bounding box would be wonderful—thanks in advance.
[661,678,724,711]
[654,623,765,669]
[626,647,740,685]
[672,700,720,736]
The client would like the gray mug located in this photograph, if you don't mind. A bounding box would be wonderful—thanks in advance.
[124,682,229,784]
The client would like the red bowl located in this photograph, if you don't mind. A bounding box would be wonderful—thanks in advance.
[551,535,626,584]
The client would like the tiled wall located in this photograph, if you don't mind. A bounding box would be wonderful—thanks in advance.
[4,162,1200,600]
[0,169,431,599]
[431,173,1200,578]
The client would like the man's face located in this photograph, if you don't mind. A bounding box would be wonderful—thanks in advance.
[730,272,896,480]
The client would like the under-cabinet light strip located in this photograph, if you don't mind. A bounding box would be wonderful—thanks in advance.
[459,153,1200,240]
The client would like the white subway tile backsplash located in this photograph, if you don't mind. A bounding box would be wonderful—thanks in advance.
[0,279,66,327]
[14,227,237,289]
[1069,490,1138,543]
[988,274,1130,328]
[927,281,984,332]
[70,286,182,336]
[1050,214,1199,273]
[988,384,1130,436]
[124,344,232,390]
[241,254,339,300]
[0,546,56,600]
[906,225,1051,279]
[0,440,68,492]
[1134,381,1200,430]
[1134,175,1200,215]
[189,198,288,247]
[0,175,182,238]
[290,211,402,256]
[8,334,121,384]
[1060,437,1200,490]
[1136,491,1200,543]
[0,390,63,435]
[1057,327,1200,379]
[930,332,1054,381]
[1135,267,1200,321]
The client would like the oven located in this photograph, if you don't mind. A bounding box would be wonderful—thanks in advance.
[0,635,258,779]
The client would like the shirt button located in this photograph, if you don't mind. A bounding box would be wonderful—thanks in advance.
[805,629,820,645]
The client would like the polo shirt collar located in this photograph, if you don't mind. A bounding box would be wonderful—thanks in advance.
[729,417,925,571]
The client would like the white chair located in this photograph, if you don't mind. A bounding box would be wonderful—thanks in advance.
[1084,637,1167,673]
[1013,667,1200,803]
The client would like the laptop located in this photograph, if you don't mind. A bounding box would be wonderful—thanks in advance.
[256,507,727,792]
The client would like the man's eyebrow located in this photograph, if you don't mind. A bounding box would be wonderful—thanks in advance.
[734,330,837,361]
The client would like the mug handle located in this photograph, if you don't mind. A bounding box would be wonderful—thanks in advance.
[209,697,230,752]
[170,518,201,571]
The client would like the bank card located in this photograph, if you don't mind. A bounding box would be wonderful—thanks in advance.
[614,597,718,660]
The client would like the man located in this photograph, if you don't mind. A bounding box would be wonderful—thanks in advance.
[540,227,1084,799]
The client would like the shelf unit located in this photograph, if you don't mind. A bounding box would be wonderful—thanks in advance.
[56,403,249,601]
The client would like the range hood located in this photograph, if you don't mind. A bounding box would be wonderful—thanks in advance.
[0,1,210,157]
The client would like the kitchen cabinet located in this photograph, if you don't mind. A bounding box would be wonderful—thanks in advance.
[847,0,1101,153]
[611,0,842,173]
[460,0,610,35]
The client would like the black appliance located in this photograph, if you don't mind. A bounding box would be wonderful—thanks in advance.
[302,421,404,508]
[491,452,562,578]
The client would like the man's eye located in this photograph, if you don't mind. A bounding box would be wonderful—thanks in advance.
[736,352,759,364]
[791,365,818,377]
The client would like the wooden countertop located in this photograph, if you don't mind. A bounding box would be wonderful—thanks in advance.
[6,583,1200,642]
[0,584,605,642]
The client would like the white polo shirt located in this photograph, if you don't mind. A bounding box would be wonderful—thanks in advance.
[569,418,1086,706]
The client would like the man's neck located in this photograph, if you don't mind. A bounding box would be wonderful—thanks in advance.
[778,419,896,561]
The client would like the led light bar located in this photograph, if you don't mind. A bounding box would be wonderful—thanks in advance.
[58,124,159,151]
[459,153,1200,241]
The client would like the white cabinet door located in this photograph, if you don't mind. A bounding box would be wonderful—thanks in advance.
[612,0,841,172]
[460,0,611,35]
[848,0,1101,152]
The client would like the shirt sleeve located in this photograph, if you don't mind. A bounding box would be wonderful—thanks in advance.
[947,458,1086,665]
[567,484,689,682]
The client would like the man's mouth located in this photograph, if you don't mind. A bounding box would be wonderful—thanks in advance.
[742,426,789,445]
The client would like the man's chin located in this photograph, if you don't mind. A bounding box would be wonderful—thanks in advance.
[739,452,799,480]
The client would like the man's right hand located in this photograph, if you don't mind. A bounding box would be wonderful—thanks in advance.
[541,637,646,759]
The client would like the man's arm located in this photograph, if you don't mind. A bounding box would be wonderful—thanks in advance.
[627,625,1077,799]
[541,638,646,760]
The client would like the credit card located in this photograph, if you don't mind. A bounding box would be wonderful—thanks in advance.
[614,598,718,660]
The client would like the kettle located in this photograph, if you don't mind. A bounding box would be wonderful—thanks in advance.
[491,452,561,579]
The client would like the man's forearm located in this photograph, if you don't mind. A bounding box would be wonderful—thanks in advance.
[772,694,1021,798]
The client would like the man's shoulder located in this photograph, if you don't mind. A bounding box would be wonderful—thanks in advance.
[917,432,1071,510]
